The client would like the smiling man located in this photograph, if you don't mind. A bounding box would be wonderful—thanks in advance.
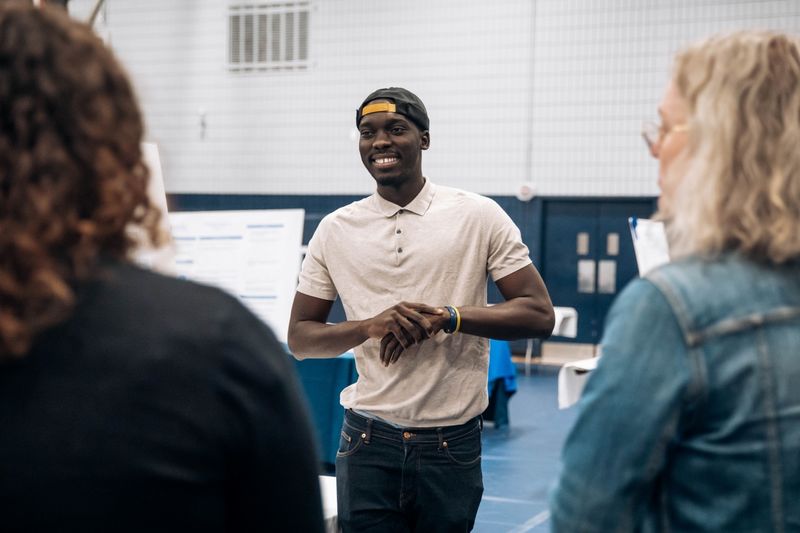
[288,87,555,532]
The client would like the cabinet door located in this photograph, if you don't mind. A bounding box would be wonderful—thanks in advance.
[593,201,655,341]
[542,201,599,343]
[542,199,655,344]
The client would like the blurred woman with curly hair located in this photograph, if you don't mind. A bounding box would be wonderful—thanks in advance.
[551,31,800,532]
[0,5,323,532]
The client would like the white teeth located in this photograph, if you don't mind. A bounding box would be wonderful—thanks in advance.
[375,157,398,164]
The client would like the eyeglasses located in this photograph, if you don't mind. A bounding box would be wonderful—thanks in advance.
[641,120,690,151]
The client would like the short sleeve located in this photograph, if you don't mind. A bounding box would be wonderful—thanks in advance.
[296,216,337,301]
[484,199,532,281]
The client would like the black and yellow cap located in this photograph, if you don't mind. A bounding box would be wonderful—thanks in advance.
[356,87,429,131]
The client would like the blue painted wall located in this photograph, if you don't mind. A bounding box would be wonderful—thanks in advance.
[168,193,544,268]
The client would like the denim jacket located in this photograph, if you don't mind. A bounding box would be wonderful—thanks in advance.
[550,254,800,532]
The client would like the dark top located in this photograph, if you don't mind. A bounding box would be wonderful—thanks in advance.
[0,260,324,532]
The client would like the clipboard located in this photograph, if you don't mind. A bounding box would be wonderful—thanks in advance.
[628,217,670,276]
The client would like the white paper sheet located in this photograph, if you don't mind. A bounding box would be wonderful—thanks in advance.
[628,217,670,277]
[169,209,305,343]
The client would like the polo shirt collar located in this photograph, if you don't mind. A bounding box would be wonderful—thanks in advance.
[372,179,436,217]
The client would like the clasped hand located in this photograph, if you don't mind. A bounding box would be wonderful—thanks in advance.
[361,302,449,366]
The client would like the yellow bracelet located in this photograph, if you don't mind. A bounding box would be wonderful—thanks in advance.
[453,306,461,333]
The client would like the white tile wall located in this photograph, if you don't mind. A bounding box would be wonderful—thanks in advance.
[69,0,800,197]
[530,0,800,196]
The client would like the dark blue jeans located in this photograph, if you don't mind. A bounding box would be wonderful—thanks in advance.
[336,409,484,532]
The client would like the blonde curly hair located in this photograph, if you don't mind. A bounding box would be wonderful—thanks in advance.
[666,31,800,264]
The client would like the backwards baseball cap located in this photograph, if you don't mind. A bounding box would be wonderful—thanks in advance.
[356,87,429,131]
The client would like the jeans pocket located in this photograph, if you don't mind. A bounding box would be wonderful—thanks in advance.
[443,430,481,466]
[336,427,364,458]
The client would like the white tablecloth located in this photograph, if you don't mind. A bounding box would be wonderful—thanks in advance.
[557,356,599,409]
[319,475,337,533]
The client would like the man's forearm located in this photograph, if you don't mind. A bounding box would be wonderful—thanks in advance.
[455,298,555,340]
[288,320,368,360]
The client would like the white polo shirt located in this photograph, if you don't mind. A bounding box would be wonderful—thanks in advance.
[296,180,532,427]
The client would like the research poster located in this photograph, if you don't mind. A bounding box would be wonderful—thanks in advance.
[169,209,305,343]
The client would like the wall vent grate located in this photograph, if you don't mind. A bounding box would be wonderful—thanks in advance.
[228,2,310,72]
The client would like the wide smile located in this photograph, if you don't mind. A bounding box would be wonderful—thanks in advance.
[371,155,400,169]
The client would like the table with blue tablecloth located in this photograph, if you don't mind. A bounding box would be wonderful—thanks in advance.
[292,339,517,466]
[293,353,358,466]
[485,339,517,428]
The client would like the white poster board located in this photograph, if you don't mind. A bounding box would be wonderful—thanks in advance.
[169,209,305,343]
[131,142,175,273]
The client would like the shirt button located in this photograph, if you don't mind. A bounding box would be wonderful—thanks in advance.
[397,247,403,253]
[396,229,402,234]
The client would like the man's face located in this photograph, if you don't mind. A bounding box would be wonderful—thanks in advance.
[358,101,430,188]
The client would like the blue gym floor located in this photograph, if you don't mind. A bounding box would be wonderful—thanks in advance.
[474,368,578,533]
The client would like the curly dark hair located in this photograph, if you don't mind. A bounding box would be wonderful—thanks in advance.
[0,4,162,358]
